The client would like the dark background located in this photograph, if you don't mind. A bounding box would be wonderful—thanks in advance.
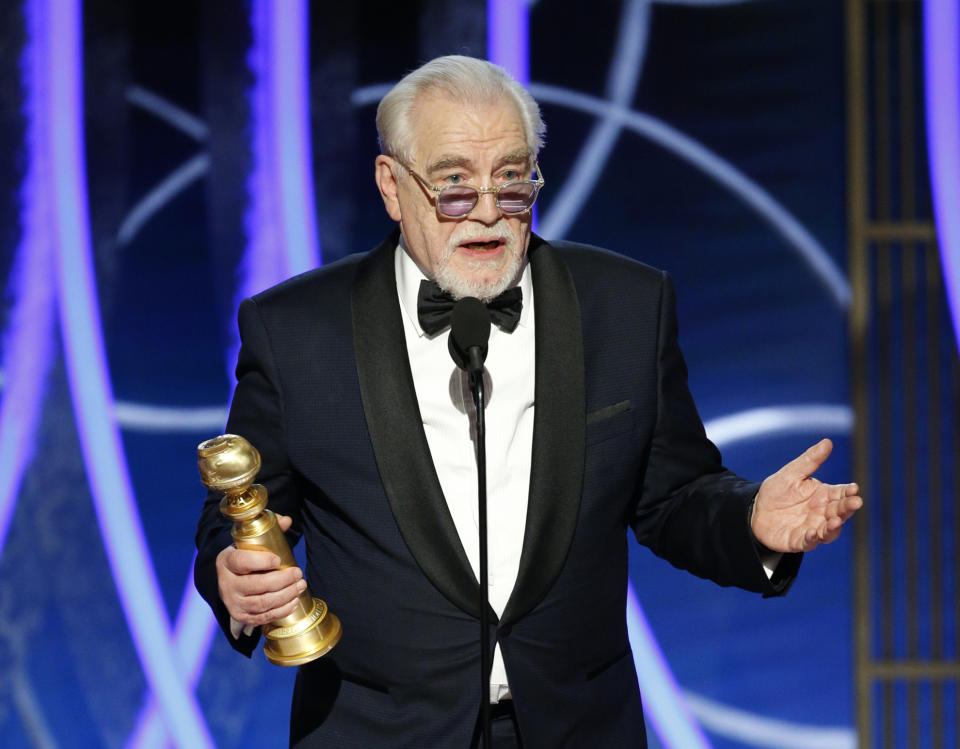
[1,1,878,747]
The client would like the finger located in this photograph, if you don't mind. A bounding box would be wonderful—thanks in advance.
[239,592,305,627]
[223,547,282,575]
[838,494,863,520]
[238,579,308,620]
[788,438,833,478]
[233,566,302,596]
[819,524,843,545]
[276,513,293,532]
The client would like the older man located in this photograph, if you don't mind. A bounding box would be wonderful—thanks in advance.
[195,55,861,748]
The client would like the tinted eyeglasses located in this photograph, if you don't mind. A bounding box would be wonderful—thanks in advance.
[400,161,545,219]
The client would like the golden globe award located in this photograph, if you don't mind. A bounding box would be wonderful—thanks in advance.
[197,434,341,666]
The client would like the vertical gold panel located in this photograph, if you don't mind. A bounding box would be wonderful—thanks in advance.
[846,0,871,745]
[898,10,920,746]
[849,1,960,747]
[926,245,944,749]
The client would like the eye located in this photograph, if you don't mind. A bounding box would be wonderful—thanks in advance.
[442,173,465,185]
[501,169,520,182]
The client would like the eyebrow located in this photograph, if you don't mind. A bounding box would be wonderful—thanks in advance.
[426,155,472,175]
[496,150,533,169]
[425,150,533,177]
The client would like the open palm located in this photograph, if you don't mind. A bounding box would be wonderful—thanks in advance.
[751,438,863,553]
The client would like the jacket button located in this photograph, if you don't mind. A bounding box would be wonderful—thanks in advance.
[499,624,512,637]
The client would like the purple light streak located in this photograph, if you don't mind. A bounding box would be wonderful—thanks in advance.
[487,0,529,85]
[925,0,960,350]
[46,0,212,745]
[126,562,218,749]
[0,0,57,557]
[233,0,321,376]
[487,0,538,232]
[132,1,323,744]
[269,0,321,278]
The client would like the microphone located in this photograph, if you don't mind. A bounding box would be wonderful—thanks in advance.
[448,297,491,377]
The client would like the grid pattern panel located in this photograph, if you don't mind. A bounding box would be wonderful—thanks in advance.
[848,1,960,747]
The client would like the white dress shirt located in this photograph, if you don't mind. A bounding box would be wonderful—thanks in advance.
[395,242,535,702]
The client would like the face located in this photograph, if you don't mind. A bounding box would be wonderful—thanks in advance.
[375,93,534,300]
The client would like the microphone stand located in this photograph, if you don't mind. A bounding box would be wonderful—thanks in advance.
[468,358,491,749]
[449,299,494,748]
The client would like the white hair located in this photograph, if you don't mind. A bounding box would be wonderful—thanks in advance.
[376,55,546,169]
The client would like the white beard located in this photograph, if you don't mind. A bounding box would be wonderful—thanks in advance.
[433,219,525,301]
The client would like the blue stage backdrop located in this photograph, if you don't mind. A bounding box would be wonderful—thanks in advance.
[1,1,874,747]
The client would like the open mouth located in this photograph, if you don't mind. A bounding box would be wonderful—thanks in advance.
[460,239,503,251]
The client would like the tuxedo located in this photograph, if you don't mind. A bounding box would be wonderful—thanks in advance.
[195,231,800,747]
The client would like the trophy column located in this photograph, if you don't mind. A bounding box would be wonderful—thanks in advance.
[197,434,341,666]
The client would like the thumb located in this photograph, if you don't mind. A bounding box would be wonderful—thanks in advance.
[276,513,293,532]
[785,438,833,478]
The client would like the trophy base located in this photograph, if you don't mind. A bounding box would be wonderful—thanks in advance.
[263,598,342,667]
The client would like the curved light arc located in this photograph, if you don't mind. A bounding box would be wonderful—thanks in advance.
[925,0,960,350]
[529,84,852,308]
[704,404,854,449]
[127,560,219,749]
[350,83,392,107]
[114,400,228,432]
[627,584,712,748]
[0,0,58,558]
[116,152,210,246]
[125,85,209,141]
[45,1,213,746]
[681,690,856,749]
[539,0,650,239]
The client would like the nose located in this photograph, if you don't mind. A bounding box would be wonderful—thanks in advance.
[470,189,501,224]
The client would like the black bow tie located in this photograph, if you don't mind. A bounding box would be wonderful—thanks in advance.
[417,280,523,335]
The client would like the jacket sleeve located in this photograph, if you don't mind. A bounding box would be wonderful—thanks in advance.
[630,272,801,597]
[194,297,307,655]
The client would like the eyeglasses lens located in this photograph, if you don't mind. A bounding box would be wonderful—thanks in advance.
[498,183,536,214]
[437,187,478,218]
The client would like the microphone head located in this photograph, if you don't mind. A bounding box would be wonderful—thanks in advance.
[448,297,490,372]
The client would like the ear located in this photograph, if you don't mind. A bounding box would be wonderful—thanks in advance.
[375,155,403,223]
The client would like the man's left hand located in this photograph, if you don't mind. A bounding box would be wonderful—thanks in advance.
[751,438,863,553]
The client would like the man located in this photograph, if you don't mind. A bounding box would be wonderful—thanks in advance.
[195,55,861,747]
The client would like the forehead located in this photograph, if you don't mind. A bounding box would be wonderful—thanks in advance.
[407,93,528,167]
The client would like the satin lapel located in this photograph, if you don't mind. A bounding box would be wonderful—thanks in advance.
[501,237,586,627]
[352,234,481,617]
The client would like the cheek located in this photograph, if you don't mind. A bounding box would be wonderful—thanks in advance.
[510,219,531,250]
[399,199,448,265]
[414,220,457,270]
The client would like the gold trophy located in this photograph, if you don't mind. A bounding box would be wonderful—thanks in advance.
[197,434,341,666]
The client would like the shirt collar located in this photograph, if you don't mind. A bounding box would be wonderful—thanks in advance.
[395,236,534,338]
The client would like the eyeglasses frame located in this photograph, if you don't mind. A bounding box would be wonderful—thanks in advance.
[395,158,545,219]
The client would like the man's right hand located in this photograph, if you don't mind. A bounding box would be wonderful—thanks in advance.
[215,513,307,627]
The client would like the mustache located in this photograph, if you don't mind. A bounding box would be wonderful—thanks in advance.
[446,220,516,253]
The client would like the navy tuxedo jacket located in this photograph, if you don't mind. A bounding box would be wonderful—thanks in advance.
[195,232,800,748]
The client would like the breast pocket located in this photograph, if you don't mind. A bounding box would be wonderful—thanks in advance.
[585,399,634,446]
